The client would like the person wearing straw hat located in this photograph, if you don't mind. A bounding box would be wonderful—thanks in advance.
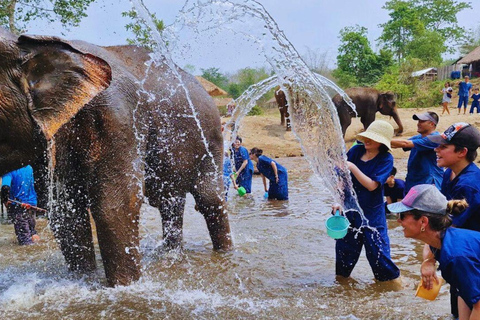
[336,120,400,282]
[388,184,480,319]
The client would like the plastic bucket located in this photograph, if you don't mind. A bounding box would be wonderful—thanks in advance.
[325,210,350,239]
[237,187,246,196]
[415,278,442,301]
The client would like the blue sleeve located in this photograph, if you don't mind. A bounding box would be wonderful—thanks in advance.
[449,257,480,307]
[1,173,12,187]
[451,185,480,227]
[240,147,249,161]
[410,135,439,152]
[371,154,393,185]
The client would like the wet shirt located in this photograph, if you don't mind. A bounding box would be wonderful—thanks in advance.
[257,155,287,182]
[441,162,480,231]
[1,165,37,206]
[458,81,472,97]
[384,178,405,203]
[405,132,443,192]
[347,145,393,225]
[233,146,254,173]
[433,228,480,309]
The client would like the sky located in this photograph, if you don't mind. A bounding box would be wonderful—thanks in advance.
[27,0,480,74]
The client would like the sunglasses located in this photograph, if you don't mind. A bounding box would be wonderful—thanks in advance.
[398,212,412,220]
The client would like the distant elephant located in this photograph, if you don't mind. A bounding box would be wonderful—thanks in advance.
[332,87,404,137]
[0,28,232,286]
[274,87,291,131]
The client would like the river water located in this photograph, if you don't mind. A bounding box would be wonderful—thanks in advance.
[0,157,451,319]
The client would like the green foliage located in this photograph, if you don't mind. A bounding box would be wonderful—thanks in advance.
[0,0,95,34]
[380,0,471,61]
[227,67,270,99]
[217,105,228,117]
[333,25,394,87]
[201,67,228,90]
[405,30,446,65]
[122,9,164,50]
[247,105,263,116]
[459,24,480,55]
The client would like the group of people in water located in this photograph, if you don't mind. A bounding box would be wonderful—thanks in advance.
[333,111,480,319]
[223,136,289,201]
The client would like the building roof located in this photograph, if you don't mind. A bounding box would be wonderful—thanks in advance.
[411,67,437,77]
[195,76,228,97]
[213,97,234,107]
[457,46,480,65]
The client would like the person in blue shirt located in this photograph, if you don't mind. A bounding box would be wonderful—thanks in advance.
[249,147,288,200]
[457,76,472,115]
[391,111,443,193]
[222,151,238,201]
[384,167,405,213]
[470,87,480,114]
[232,136,254,194]
[335,120,400,282]
[388,184,480,319]
[421,122,480,318]
[1,165,40,245]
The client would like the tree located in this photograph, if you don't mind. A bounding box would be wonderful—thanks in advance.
[0,0,96,35]
[459,24,480,55]
[200,67,228,90]
[227,67,270,99]
[405,29,446,65]
[122,9,164,50]
[333,25,393,87]
[301,46,332,76]
[379,0,471,61]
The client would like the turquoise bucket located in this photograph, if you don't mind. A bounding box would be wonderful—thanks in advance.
[325,210,350,239]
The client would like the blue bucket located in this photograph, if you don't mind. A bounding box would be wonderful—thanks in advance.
[325,210,350,239]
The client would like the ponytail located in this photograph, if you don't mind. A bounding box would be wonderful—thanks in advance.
[250,147,263,157]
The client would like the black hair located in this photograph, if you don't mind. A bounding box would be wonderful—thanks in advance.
[235,136,243,143]
[250,147,263,157]
[390,167,397,176]
[453,145,478,162]
[409,199,468,231]
[379,144,389,154]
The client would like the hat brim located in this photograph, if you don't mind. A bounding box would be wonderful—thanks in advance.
[356,131,392,150]
[387,201,413,213]
[427,135,447,145]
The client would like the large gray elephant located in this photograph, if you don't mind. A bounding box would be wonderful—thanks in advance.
[0,28,232,286]
[332,87,404,137]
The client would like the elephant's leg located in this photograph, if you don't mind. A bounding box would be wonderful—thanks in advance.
[90,180,142,287]
[285,110,292,131]
[279,106,285,126]
[156,191,187,250]
[361,113,375,131]
[50,186,96,274]
[336,104,352,137]
[191,173,232,251]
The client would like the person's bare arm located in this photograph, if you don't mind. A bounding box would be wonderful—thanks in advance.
[420,243,438,289]
[391,138,414,149]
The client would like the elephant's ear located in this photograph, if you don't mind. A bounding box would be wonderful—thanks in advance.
[18,35,112,140]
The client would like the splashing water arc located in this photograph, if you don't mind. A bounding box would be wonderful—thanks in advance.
[130,0,362,214]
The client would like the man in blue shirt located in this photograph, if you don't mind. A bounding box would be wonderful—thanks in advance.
[232,137,254,194]
[1,165,40,245]
[457,76,473,115]
[391,111,443,193]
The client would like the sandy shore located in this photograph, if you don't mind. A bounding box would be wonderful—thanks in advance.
[231,104,480,179]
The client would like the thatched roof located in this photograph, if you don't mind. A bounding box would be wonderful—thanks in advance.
[457,46,480,64]
[213,97,234,107]
[195,76,228,97]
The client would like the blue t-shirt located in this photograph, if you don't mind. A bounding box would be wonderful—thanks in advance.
[384,178,405,203]
[458,81,472,97]
[472,93,480,104]
[433,228,480,309]
[347,145,393,225]
[257,155,287,183]
[441,162,480,231]
[405,132,443,192]
[1,165,38,206]
[233,146,254,173]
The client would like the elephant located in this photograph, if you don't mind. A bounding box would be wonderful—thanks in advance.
[0,28,232,286]
[331,87,404,137]
[274,87,291,131]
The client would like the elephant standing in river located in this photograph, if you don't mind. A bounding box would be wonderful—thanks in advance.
[332,87,404,137]
[0,28,232,286]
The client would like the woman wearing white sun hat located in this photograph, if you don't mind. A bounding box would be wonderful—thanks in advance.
[335,120,400,282]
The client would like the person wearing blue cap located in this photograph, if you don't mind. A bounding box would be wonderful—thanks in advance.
[422,122,480,318]
[391,111,443,193]
[388,184,480,319]
[249,147,288,200]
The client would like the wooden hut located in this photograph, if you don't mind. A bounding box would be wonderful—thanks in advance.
[411,67,437,81]
[457,46,480,78]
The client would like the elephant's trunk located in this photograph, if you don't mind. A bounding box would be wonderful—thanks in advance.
[391,107,404,136]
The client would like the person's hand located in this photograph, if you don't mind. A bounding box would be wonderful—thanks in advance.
[420,258,439,290]
[275,175,279,183]
[331,203,343,215]
[21,203,31,210]
[346,161,355,171]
